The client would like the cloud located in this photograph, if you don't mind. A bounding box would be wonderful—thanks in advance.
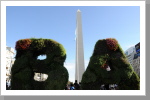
[64,62,75,70]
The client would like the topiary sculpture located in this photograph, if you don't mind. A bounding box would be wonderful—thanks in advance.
[81,38,140,90]
[11,38,69,90]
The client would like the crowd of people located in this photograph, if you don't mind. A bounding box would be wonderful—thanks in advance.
[6,79,118,90]
[65,80,81,90]
[65,81,119,90]
[100,84,119,90]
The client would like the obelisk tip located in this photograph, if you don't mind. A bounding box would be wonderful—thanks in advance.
[77,9,81,12]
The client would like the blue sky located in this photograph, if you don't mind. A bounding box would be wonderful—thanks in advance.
[6,6,140,82]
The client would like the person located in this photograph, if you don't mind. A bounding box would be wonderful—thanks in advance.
[70,83,75,90]
[6,79,11,90]
[7,79,11,90]
[114,84,118,90]
[104,84,109,90]
[100,84,105,90]
[78,82,81,90]
[74,80,80,90]
[110,87,115,90]
[110,84,114,90]
[6,80,8,90]
[65,85,69,90]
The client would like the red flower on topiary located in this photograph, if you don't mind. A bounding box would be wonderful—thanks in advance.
[15,39,31,50]
[101,63,108,69]
[106,38,118,51]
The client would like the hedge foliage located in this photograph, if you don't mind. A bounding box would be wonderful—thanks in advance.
[11,38,69,90]
[81,38,140,90]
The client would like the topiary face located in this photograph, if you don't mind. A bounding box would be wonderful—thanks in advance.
[11,38,69,90]
[81,38,140,90]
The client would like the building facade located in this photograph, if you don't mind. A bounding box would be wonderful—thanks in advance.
[125,42,140,77]
[125,46,136,66]
[6,46,15,81]
[132,56,140,77]
[132,42,140,77]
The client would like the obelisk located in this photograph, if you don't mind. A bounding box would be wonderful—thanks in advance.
[75,9,85,83]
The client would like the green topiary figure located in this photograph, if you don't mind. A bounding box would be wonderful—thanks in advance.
[81,38,140,90]
[11,38,69,90]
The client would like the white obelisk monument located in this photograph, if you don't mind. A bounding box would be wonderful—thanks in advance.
[75,9,85,83]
